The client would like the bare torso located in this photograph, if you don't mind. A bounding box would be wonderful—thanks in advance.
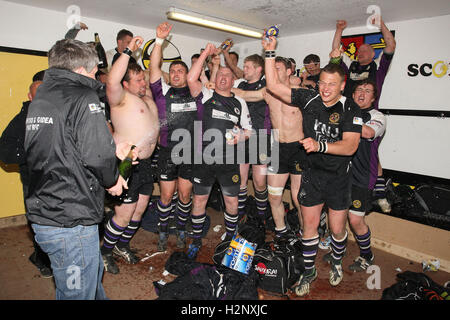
[264,89,304,143]
[110,92,159,159]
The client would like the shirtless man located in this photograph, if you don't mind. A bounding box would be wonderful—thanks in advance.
[101,36,159,274]
[233,56,306,241]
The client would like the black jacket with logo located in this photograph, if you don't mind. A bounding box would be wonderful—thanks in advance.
[24,68,119,227]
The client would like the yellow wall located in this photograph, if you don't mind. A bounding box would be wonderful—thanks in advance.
[0,50,48,218]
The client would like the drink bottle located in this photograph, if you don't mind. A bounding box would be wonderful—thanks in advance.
[221,39,232,50]
[119,145,136,181]
[94,33,108,69]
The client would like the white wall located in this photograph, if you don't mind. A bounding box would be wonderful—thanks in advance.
[235,15,450,179]
[0,0,211,71]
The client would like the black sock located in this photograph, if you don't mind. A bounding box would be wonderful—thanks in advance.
[355,228,373,261]
[254,188,268,220]
[101,217,126,254]
[117,219,140,249]
[374,176,386,199]
[302,235,319,272]
[224,211,239,239]
[330,232,348,264]
[275,225,288,238]
[176,199,192,232]
[238,187,248,217]
[157,199,172,233]
[191,213,206,245]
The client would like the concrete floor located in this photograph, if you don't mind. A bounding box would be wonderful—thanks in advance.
[0,208,449,301]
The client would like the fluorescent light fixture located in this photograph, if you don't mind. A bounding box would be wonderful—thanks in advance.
[167,7,263,39]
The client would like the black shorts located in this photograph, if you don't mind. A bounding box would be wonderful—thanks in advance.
[243,132,272,165]
[349,184,373,217]
[298,167,352,211]
[122,157,154,204]
[267,141,307,175]
[192,163,240,197]
[157,147,193,182]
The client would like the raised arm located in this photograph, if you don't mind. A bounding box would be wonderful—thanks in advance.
[221,39,244,79]
[106,36,143,106]
[209,53,221,84]
[149,22,172,84]
[187,43,217,98]
[263,36,292,103]
[332,20,347,50]
[64,22,88,39]
[378,17,396,54]
[231,87,266,102]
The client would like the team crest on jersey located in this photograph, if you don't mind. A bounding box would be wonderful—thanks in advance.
[88,103,102,114]
[329,112,340,124]
[232,175,239,183]
[353,200,362,209]
[353,117,363,125]
[234,107,240,115]
[259,153,267,162]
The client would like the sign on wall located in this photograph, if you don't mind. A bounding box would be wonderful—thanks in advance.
[341,30,395,61]
[141,38,182,70]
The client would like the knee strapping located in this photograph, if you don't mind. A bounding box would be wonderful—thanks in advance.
[268,185,284,196]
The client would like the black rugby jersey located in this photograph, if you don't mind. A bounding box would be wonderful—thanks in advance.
[237,77,271,134]
[351,107,386,190]
[150,77,198,149]
[195,87,252,164]
[292,88,362,174]
[341,52,394,109]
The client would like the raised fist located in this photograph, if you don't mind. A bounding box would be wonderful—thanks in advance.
[336,20,347,30]
[156,22,172,39]
[128,36,144,52]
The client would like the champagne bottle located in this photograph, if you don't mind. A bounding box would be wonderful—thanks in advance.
[118,145,136,181]
[94,33,108,69]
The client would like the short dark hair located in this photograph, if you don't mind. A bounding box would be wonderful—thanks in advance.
[229,51,239,61]
[116,29,133,41]
[303,54,320,64]
[275,56,291,71]
[169,60,189,73]
[48,39,98,73]
[244,54,264,73]
[32,70,46,82]
[121,62,143,83]
[288,57,296,65]
[353,79,378,100]
[320,63,346,81]
[191,53,200,60]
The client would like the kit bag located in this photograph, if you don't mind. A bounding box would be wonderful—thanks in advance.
[253,238,304,295]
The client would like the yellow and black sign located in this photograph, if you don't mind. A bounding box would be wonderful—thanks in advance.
[141,38,182,70]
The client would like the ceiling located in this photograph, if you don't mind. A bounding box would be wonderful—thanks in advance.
[6,0,450,43]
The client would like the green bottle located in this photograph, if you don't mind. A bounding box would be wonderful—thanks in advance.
[94,33,108,69]
[118,145,136,181]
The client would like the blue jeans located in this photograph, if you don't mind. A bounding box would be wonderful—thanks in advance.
[32,224,107,300]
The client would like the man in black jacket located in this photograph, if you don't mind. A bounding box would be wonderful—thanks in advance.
[24,39,132,300]
[0,71,53,278]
